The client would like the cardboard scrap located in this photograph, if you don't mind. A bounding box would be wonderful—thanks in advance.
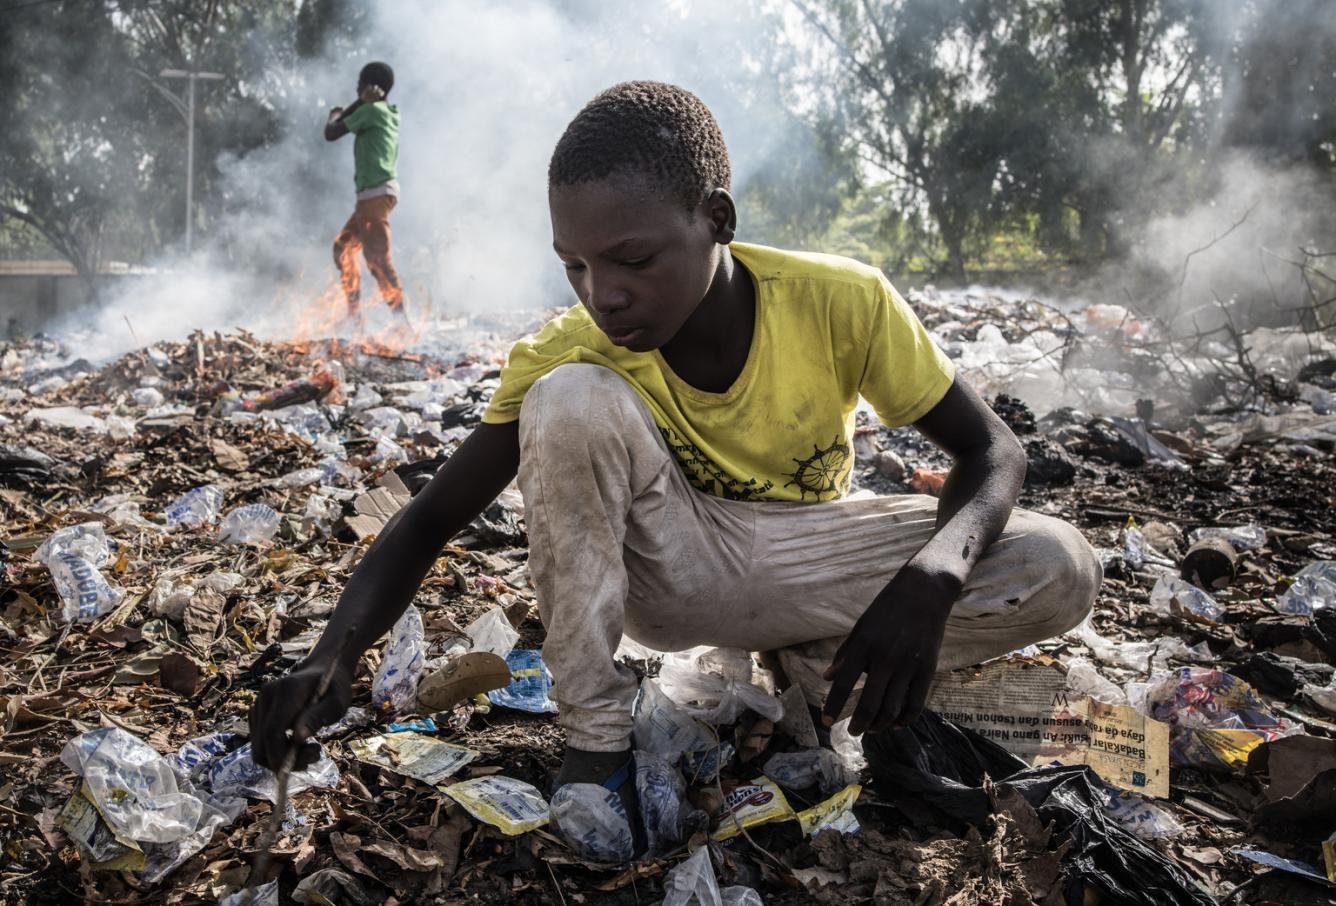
[928,656,1170,797]
[344,471,411,540]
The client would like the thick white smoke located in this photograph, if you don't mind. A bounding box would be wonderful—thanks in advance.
[77,0,808,359]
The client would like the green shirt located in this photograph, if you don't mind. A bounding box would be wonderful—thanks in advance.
[342,101,399,192]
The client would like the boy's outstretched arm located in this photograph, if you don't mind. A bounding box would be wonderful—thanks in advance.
[249,421,520,769]
[822,376,1025,734]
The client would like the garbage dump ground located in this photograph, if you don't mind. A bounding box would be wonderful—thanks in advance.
[2,290,1336,906]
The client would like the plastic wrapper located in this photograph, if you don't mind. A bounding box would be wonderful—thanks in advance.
[348,732,477,785]
[1142,667,1303,769]
[347,384,383,411]
[165,485,224,528]
[35,522,125,622]
[710,776,795,841]
[795,783,861,836]
[1276,560,1336,616]
[360,405,412,437]
[372,604,425,714]
[1187,524,1266,551]
[60,728,205,844]
[636,749,697,855]
[830,718,867,772]
[132,387,165,407]
[371,435,408,465]
[633,679,716,761]
[487,648,558,714]
[550,783,636,863]
[264,403,332,443]
[661,844,764,906]
[216,503,281,546]
[658,655,784,725]
[464,606,520,659]
[1149,575,1225,624]
[1103,789,1184,840]
[317,456,363,486]
[91,493,153,528]
[444,776,549,834]
[763,749,856,796]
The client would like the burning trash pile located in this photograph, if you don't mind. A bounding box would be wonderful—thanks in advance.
[0,288,1335,905]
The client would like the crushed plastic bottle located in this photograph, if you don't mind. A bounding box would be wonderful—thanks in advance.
[1149,575,1226,623]
[372,605,425,714]
[216,504,281,546]
[165,485,225,528]
[1187,524,1266,551]
[1123,524,1175,570]
[464,607,519,659]
[1275,561,1336,616]
[279,466,327,489]
[550,783,636,863]
[35,522,125,622]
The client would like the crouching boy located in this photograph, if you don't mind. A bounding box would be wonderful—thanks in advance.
[252,81,1100,855]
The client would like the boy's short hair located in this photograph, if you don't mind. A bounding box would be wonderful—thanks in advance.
[359,61,394,95]
[549,81,731,212]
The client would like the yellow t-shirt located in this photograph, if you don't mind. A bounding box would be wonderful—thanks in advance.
[482,242,954,502]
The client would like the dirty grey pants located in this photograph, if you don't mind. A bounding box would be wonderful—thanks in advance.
[517,364,1102,752]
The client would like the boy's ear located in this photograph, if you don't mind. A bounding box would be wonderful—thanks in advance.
[703,188,737,245]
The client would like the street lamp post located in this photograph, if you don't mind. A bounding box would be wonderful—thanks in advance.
[151,68,224,255]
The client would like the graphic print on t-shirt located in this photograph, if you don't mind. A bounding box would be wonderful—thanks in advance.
[659,426,776,501]
[783,436,851,501]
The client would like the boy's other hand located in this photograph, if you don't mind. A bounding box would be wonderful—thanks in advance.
[358,84,385,103]
[328,106,344,119]
[248,656,352,771]
[821,562,958,735]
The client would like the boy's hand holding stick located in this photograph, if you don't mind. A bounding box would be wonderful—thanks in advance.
[244,625,357,901]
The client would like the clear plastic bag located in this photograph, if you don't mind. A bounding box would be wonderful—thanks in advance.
[632,679,716,761]
[1149,575,1225,623]
[60,728,204,843]
[216,504,281,546]
[636,749,696,855]
[35,522,125,622]
[658,655,784,725]
[1064,657,1128,705]
[550,783,635,863]
[661,845,765,906]
[132,387,165,408]
[763,749,856,796]
[203,739,338,803]
[1123,524,1174,570]
[303,492,343,537]
[165,485,224,528]
[464,606,519,659]
[372,604,425,714]
[279,466,327,489]
[1276,560,1336,616]
[1187,524,1266,551]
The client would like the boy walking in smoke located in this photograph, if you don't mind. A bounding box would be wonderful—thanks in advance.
[326,61,406,328]
[255,82,1100,855]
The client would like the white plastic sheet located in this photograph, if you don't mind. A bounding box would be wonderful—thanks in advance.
[372,604,425,714]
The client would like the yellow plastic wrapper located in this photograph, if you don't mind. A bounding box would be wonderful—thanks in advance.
[442,775,549,835]
[796,783,862,836]
[710,776,795,841]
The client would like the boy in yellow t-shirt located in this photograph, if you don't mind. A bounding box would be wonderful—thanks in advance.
[252,81,1100,859]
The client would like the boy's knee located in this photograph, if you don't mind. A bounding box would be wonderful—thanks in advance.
[523,364,640,426]
[1019,513,1101,633]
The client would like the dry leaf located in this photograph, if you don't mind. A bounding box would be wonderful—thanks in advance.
[184,587,226,651]
[209,438,250,472]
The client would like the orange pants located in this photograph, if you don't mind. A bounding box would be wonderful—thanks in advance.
[333,195,403,314]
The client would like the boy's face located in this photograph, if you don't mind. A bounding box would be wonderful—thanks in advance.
[550,173,724,353]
